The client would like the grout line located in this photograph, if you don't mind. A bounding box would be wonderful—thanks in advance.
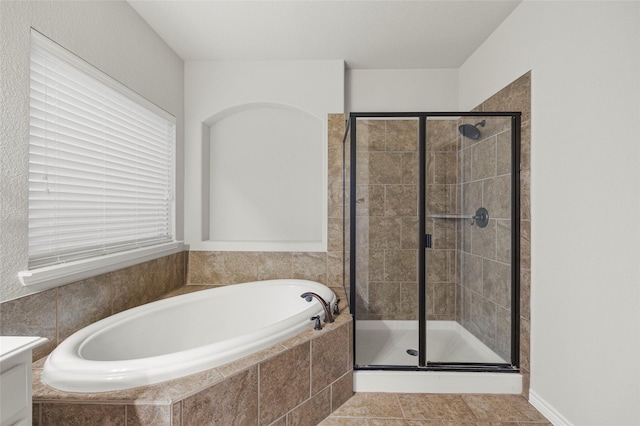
[395,393,407,419]
[309,339,313,400]
[257,363,261,425]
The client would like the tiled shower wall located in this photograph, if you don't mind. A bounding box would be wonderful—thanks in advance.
[0,252,186,361]
[484,72,531,394]
[353,119,461,321]
[426,120,460,320]
[354,119,420,320]
[457,116,514,362]
[187,114,348,301]
[348,72,531,395]
[458,72,531,394]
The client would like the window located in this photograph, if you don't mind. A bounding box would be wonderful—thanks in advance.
[20,31,179,289]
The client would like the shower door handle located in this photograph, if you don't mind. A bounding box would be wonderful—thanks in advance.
[425,234,432,249]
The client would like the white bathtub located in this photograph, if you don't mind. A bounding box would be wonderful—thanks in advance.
[42,279,336,393]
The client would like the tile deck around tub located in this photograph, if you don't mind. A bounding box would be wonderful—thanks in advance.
[32,287,353,426]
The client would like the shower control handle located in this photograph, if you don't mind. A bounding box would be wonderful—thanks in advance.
[471,207,489,228]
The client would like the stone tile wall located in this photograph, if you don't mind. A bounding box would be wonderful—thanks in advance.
[425,120,460,320]
[353,118,461,321]
[458,115,514,361]
[0,252,186,361]
[353,119,420,320]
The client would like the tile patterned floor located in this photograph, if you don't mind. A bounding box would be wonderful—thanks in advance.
[319,393,551,425]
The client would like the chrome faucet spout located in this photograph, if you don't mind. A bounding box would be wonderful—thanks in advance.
[300,292,334,323]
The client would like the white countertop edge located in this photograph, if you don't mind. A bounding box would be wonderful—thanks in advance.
[0,336,49,363]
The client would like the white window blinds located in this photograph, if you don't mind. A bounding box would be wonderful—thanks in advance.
[28,32,176,269]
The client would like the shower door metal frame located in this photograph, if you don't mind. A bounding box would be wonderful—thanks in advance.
[348,111,522,373]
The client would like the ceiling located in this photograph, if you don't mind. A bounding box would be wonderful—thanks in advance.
[128,0,522,69]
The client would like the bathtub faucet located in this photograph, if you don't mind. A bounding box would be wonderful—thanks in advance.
[300,292,334,323]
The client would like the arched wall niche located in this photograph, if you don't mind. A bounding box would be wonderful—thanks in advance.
[201,102,326,251]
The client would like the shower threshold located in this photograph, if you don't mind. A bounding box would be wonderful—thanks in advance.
[353,320,522,394]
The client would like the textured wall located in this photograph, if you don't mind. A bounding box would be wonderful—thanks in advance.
[0,0,184,302]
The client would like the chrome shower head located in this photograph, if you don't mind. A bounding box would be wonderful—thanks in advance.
[458,120,486,140]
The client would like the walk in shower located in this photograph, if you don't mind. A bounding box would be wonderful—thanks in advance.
[345,112,522,393]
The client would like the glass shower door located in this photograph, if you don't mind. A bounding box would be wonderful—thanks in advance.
[425,115,517,365]
[350,112,520,371]
[352,116,420,367]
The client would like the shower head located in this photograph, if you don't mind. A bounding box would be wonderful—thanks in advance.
[458,120,486,140]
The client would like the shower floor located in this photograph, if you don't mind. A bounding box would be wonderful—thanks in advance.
[355,320,505,365]
[353,320,521,393]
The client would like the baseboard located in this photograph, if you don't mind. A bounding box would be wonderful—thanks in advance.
[529,389,573,426]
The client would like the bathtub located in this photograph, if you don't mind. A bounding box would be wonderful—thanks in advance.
[42,279,337,393]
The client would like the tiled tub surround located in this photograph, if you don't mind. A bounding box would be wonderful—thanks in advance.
[42,279,337,393]
[25,114,353,424]
[0,252,186,362]
[1,112,347,361]
[32,287,353,426]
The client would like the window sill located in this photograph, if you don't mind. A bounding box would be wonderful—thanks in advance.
[18,242,184,292]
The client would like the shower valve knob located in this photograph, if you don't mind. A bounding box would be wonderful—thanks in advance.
[472,207,489,228]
